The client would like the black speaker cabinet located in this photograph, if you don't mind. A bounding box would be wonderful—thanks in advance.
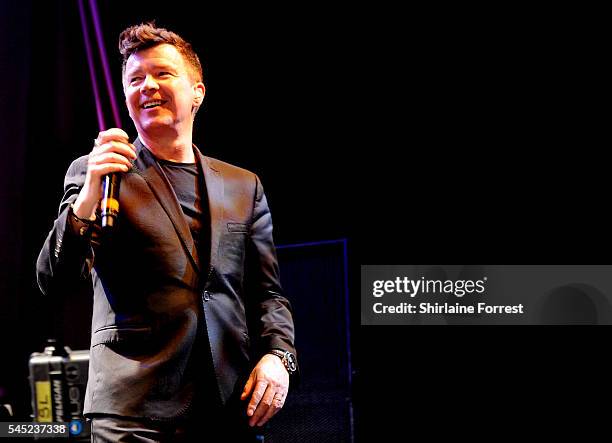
[263,239,353,442]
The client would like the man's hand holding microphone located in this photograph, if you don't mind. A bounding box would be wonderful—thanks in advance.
[72,128,136,227]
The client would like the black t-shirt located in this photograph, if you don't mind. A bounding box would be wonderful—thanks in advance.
[158,159,217,406]
[158,159,208,267]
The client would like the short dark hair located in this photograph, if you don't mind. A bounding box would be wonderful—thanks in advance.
[119,22,203,83]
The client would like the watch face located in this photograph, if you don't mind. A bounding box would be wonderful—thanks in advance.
[286,352,297,372]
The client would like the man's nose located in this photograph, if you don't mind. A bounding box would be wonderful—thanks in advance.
[140,75,159,94]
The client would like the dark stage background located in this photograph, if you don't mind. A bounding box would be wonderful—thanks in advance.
[1,1,609,441]
[0,0,359,435]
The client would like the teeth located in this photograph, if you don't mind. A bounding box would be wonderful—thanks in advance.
[143,101,162,109]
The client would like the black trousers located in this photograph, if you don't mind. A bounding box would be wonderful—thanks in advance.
[90,365,259,442]
[89,314,262,441]
[89,390,260,443]
[90,413,259,442]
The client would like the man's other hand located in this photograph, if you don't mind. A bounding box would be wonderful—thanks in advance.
[241,353,289,427]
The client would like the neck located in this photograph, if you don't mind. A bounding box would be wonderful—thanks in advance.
[138,131,195,163]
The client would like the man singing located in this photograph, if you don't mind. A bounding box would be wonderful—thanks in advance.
[37,22,297,442]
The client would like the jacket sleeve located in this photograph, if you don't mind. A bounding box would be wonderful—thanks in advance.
[36,156,98,296]
[244,175,298,363]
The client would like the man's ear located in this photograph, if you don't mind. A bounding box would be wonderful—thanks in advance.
[193,82,206,106]
[191,82,206,117]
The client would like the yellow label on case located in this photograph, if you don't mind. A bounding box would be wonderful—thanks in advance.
[35,381,53,422]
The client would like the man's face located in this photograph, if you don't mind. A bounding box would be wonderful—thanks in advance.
[123,43,204,137]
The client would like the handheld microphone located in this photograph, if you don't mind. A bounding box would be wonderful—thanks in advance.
[101,173,121,229]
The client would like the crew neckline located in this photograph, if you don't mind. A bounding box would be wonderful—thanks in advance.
[158,158,197,166]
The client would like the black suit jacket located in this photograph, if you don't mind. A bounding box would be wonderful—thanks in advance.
[36,139,297,419]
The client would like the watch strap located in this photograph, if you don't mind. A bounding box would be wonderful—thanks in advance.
[268,349,297,374]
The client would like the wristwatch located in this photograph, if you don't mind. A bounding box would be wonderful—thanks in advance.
[69,203,96,236]
[268,349,297,374]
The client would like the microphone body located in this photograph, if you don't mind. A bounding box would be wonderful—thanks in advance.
[101,173,121,229]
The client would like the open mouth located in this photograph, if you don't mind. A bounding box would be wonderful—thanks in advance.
[141,100,165,109]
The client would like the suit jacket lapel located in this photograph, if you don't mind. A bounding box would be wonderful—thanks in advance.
[195,146,224,277]
[131,138,200,274]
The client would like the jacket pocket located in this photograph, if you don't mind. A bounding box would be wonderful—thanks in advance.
[91,325,152,347]
[227,222,249,233]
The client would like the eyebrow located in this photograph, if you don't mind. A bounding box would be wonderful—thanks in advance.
[125,63,178,76]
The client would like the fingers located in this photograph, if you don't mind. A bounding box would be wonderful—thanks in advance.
[93,128,137,160]
[96,128,130,145]
[92,151,133,168]
[241,372,255,401]
[247,380,268,419]
[87,160,130,176]
[93,140,137,161]
[256,390,286,427]
[88,129,137,181]
[88,147,133,176]
[247,381,287,427]
[77,129,135,210]
[243,355,290,427]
